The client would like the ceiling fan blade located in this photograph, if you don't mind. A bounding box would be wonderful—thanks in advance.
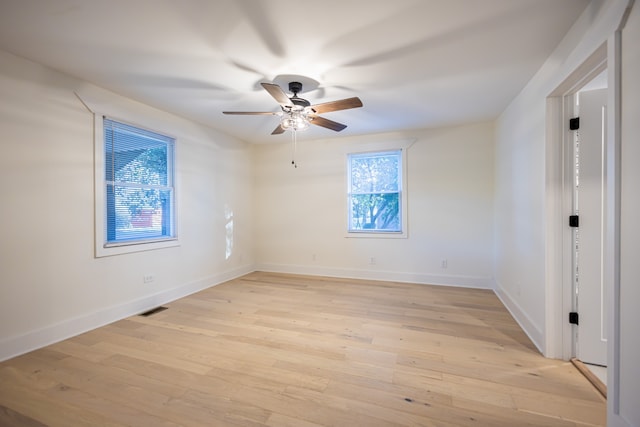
[310,97,362,114]
[223,111,278,115]
[309,115,347,132]
[261,82,293,107]
[271,124,286,135]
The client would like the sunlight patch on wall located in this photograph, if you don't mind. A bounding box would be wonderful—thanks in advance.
[225,204,234,260]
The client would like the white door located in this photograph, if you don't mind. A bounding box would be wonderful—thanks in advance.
[573,88,608,366]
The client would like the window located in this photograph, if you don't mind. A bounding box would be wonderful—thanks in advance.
[348,150,403,234]
[102,117,176,248]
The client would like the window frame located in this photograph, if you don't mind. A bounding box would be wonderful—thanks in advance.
[345,144,409,239]
[94,114,179,257]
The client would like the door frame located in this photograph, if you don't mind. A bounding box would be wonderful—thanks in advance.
[545,43,607,361]
[545,2,633,424]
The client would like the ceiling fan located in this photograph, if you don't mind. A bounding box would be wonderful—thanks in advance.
[223,81,363,135]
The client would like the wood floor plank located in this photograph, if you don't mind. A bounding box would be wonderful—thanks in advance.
[0,272,605,426]
[0,403,48,427]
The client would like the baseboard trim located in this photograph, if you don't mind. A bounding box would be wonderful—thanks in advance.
[494,282,544,353]
[0,265,253,362]
[255,263,496,289]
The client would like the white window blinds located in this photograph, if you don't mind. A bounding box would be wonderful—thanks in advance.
[103,118,176,245]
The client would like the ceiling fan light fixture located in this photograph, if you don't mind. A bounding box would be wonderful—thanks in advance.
[281,110,310,131]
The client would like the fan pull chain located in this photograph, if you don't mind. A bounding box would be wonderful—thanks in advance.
[291,129,298,168]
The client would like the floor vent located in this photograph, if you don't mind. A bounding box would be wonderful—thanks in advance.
[139,306,168,317]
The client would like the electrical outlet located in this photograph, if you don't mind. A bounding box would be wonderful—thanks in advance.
[441,259,448,269]
[312,253,317,261]
[369,257,376,265]
[143,275,155,283]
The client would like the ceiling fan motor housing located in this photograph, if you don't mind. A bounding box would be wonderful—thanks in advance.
[287,82,311,108]
[288,81,303,94]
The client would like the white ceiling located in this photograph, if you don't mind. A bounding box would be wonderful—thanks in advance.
[0,0,590,144]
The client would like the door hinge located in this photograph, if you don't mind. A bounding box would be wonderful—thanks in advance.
[569,312,579,325]
[570,117,580,130]
[569,215,579,227]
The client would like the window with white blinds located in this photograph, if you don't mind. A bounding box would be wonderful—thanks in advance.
[103,118,176,246]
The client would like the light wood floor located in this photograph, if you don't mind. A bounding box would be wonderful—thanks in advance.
[0,272,605,426]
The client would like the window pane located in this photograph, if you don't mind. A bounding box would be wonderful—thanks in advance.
[113,146,168,185]
[106,185,173,242]
[350,152,399,193]
[348,150,402,233]
[105,121,170,185]
[350,193,400,231]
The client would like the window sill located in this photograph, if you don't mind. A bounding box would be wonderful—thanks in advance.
[96,238,179,258]
[345,231,407,239]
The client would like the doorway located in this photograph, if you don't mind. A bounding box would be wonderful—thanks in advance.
[567,74,609,385]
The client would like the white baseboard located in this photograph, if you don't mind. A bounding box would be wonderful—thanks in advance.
[0,265,253,362]
[494,281,544,353]
[255,263,496,289]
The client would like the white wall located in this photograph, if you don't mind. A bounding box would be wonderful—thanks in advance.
[494,0,633,354]
[0,50,254,361]
[253,122,495,288]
